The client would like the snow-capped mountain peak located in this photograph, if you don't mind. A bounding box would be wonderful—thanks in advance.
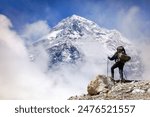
[50,14,99,38]
[30,15,143,79]
[57,14,97,27]
[41,14,130,50]
[69,14,90,21]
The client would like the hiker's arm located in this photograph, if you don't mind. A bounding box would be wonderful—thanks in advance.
[108,52,117,60]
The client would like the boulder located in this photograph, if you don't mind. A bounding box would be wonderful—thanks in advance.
[87,75,114,95]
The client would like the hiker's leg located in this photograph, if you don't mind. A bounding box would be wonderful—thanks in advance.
[119,69,123,80]
[119,63,124,81]
[111,63,118,79]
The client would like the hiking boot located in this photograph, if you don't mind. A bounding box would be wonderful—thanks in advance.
[121,79,126,83]
[111,78,115,82]
[110,78,117,85]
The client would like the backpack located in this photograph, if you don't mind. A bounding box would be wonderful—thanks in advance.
[118,52,131,63]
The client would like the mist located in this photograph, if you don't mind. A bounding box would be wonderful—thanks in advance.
[0,14,79,99]
[137,43,150,79]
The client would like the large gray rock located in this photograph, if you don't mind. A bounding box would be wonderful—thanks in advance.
[87,75,114,95]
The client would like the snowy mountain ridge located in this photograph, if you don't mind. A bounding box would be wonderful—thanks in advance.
[36,15,131,49]
[29,14,143,79]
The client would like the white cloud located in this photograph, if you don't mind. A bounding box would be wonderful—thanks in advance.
[0,14,73,99]
[138,43,150,79]
[0,14,26,56]
[0,14,12,28]
[79,1,150,42]
[0,14,48,99]
[117,6,141,40]
[22,20,50,43]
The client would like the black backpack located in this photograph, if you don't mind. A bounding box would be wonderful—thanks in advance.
[117,46,131,62]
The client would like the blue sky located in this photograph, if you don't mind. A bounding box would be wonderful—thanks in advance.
[0,0,150,41]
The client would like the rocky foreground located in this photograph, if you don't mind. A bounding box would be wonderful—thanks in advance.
[69,75,150,100]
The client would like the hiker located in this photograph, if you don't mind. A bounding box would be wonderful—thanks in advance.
[108,46,130,82]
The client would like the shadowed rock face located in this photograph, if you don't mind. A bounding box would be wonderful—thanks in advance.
[46,43,81,68]
[69,75,150,100]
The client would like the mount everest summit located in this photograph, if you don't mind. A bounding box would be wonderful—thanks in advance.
[29,15,143,79]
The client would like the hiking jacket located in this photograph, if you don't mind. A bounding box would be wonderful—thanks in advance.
[109,50,126,63]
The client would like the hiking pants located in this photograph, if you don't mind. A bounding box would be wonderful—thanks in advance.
[111,62,124,80]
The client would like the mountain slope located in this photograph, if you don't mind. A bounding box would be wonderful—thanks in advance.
[29,15,143,79]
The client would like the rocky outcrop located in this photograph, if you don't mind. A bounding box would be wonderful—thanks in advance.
[69,75,150,100]
[87,75,114,95]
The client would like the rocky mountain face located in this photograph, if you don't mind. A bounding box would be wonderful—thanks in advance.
[29,15,143,78]
[69,75,150,100]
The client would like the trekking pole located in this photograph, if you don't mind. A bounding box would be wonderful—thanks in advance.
[107,56,109,77]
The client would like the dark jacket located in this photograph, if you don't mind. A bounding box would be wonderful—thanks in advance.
[109,49,126,62]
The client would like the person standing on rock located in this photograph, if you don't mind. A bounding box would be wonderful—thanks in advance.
[108,46,131,82]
